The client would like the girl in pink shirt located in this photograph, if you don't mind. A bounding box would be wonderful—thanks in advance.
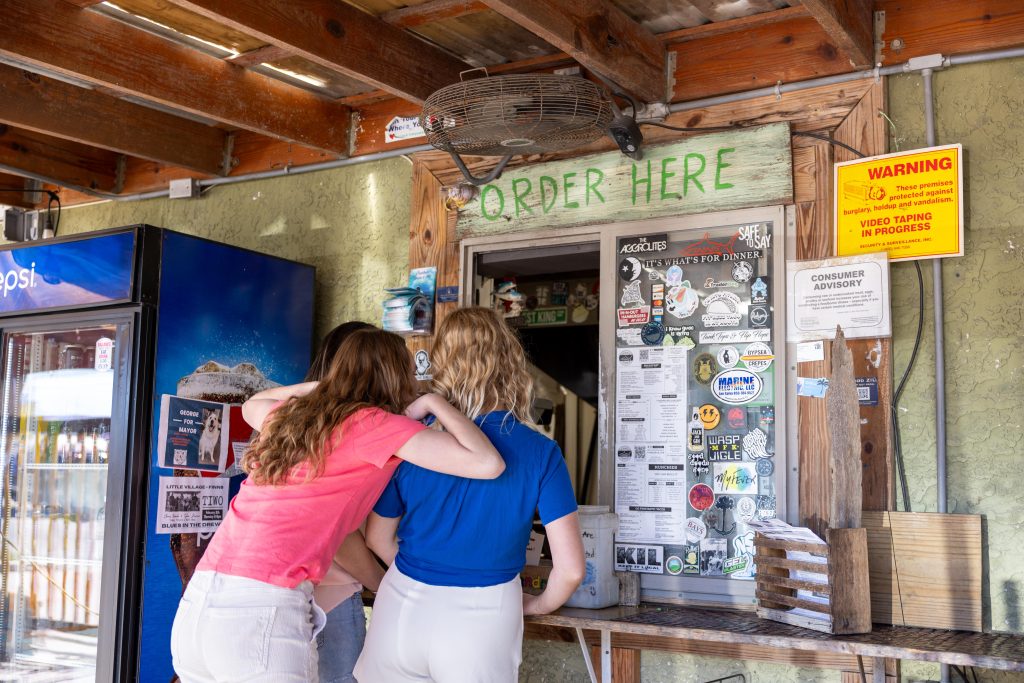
[170,328,504,683]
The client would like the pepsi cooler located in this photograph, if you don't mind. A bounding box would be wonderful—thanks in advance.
[0,226,314,681]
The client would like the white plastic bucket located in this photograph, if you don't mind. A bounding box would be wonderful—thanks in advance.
[564,505,619,609]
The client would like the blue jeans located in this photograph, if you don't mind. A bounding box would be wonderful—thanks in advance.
[316,591,366,683]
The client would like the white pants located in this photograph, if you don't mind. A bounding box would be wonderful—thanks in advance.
[171,570,328,683]
[354,565,524,683]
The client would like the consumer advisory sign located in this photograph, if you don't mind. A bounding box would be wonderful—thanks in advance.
[787,253,891,342]
[457,123,793,237]
[834,144,963,261]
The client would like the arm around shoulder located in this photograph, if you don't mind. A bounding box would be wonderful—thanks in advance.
[396,394,504,479]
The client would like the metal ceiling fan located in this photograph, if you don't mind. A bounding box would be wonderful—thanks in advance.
[420,71,643,186]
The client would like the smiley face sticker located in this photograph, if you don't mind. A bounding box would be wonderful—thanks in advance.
[698,404,721,430]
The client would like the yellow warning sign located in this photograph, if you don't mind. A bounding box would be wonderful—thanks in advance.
[834,144,963,261]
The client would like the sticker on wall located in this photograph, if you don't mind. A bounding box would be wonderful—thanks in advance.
[384,115,425,143]
[688,483,715,511]
[683,545,700,574]
[756,494,777,519]
[615,543,664,574]
[666,282,699,319]
[699,329,771,345]
[755,458,774,477]
[713,462,758,494]
[621,279,645,308]
[711,369,764,405]
[414,350,432,381]
[617,328,643,346]
[797,340,825,363]
[741,342,774,372]
[726,406,747,429]
[665,555,684,575]
[723,556,748,576]
[698,404,721,430]
[700,537,727,576]
[702,291,743,328]
[617,307,650,327]
[666,265,683,285]
[717,346,739,369]
[736,496,757,523]
[641,321,665,346]
[856,376,879,406]
[619,257,643,281]
[693,353,718,385]
[704,277,740,289]
[689,450,709,478]
[731,260,754,283]
[758,406,775,428]
[796,376,829,398]
[750,277,769,305]
[663,325,697,349]
[738,224,772,250]
[742,428,771,459]
[685,517,709,543]
[749,306,770,328]
[436,285,459,303]
[619,234,669,255]
[707,434,741,461]
[730,530,757,578]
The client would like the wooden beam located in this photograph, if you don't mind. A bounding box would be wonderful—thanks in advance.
[0,64,228,176]
[227,44,293,68]
[0,124,119,193]
[166,0,468,105]
[660,6,809,44]
[877,0,1024,64]
[480,0,666,103]
[0,172,36,208]
[800,0,874,68]
[381,0,487,29]
[62,0,105,6]
[0,0,351,154]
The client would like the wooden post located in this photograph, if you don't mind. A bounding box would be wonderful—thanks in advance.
[828,326,862,530]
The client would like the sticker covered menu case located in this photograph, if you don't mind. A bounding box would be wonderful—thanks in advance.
[613,222,779,581]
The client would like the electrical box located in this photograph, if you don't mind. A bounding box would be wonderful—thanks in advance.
[169,178,200,199]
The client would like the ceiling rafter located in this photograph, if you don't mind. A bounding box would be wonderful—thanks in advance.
[0,124,121,193]
[0,0,351,154]
[800,0,874,68]
[479,0,667,102]
[381,0,488,29]
[165,0,469,105]
[0,64,229,176]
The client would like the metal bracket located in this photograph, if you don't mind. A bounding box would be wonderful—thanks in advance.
[873,10,886,66]
[113,154,127,195]
[905,53,947,73]
[449,151,514,186]
[220,131,237,177]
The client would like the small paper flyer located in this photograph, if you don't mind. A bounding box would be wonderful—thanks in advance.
[158,394,231,472]
[156,476,229,534]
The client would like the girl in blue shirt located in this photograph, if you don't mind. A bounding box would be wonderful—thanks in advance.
[356,307,585,683]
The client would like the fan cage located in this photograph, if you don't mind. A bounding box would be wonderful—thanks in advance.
[421,74,614,157]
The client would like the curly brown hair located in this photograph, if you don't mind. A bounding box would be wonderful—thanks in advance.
[243,328,417,485]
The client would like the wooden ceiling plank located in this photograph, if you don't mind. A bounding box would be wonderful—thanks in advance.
[0,0,351,154]
[227,44,294,68]
[165,0,468,104]
[0,124,119,193]
[0,64,228,176]
[876,0,1024,65]
[800,0,874,68]
[0,172,37,209]
[62,0,105,6]
[382,0,488,29]
[661,6,809,44]
[480,0,666,102]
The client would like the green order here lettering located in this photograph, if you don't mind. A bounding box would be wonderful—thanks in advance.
[477,147,737,217]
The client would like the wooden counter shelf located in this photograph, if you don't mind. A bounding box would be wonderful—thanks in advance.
[525,603,1024,682]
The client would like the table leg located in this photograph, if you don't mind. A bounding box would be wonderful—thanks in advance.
[872,657,887,683]
[601,630,612,682]
[575,628,598,683]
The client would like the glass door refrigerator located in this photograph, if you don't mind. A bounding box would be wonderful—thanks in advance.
[0,226,314,682]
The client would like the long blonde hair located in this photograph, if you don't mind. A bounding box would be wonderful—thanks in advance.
[243,328,417,485]
[431,307,533,423]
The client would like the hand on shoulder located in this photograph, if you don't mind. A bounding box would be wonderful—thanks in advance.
[404,393,445,421]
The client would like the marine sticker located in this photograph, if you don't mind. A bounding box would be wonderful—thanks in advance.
[666,282,699,319]
[621,279,645,308]
[713,462,758,494]
[711,369,764,405]
[736,497,757,524]
[641,322,665,346]
[619,256,643,281]
[618,307,650,327]
[727,407,747,429]
[702,291,743,328]
[693,353,718,385]
[731,260,754,283]
[717,346,740,369]
[666,265,683,285]
[751,276,769,305]
[685,517,708,543]
[742,428,771,459]
[755,458,774,477]
[700,537,727,575]
[665,555,684,575]
[698,404,721,430]
[688,483,715,511]
[741,342,774,373]
[707,434,741,461]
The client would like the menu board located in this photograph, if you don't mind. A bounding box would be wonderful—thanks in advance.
[613,222,779,581]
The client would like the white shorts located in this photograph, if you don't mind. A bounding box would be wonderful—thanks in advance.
[354,565,523,683]
[171,570,328,683]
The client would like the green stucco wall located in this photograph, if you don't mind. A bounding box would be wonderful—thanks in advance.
[53,157,413,340]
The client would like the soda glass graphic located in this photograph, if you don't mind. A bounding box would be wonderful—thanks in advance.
[169,362,277,589]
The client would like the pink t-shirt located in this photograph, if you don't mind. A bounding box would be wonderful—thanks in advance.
[198,407,425,588]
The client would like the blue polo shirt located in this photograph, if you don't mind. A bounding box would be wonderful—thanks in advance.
[373,411,578,587]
